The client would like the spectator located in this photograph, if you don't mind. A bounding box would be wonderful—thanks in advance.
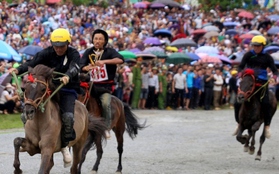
[0,83,20,114]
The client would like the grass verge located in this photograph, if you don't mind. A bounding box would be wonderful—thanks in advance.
[0,114,23,130]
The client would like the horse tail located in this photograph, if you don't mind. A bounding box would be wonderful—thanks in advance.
[123,103,146,139]
[87,115,107,149]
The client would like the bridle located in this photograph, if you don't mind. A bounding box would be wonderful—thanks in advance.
[24,78,49,110]
[238,73,256,100]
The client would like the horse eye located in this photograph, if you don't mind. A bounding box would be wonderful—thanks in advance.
[41,87,46,92]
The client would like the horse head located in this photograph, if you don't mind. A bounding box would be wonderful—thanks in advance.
[23,64,54,120]
[237,68,256,103]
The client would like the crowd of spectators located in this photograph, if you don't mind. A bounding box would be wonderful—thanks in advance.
[0,1,279,113]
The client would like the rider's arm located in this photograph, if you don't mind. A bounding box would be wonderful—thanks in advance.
[64,48,80,79]
[267,54,278,76]
[104,48,124,65]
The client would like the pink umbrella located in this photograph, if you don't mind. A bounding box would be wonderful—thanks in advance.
[238,11,254,19]
[239,33,254,39]
[197,53,222,63]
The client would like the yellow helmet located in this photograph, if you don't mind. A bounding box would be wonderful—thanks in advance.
[50,28,71,46]
[251,35,266,46]
[231,70,238,76]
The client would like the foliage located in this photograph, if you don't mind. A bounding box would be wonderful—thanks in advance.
[72,0,90,5]
[0,114,23,130]
[198,0,245,12]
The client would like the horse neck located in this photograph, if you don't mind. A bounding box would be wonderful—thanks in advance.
[34,100,59,125]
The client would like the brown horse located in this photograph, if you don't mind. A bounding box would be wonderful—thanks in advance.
[77,77,146,174]
[13,64,107,174]
[236,68,277,160]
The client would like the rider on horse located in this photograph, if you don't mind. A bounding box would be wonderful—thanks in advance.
[9,28,80,165]
[233,35,278,138]
[80,29,124,139]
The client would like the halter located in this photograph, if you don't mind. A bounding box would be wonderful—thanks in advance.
[24,75,50,110]
[238,72,256,101]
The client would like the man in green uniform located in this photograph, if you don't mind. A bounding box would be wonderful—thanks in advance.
[158,65,168,109]
[131,57,142,109]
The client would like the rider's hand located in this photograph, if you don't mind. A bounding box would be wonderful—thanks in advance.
[60,76,70,85]
[8,68,18,74]
[95,60,105,67]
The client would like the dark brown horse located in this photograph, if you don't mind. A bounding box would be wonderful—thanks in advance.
[13,65,107,174]
[236,68,277,160]
[77,77,146,174]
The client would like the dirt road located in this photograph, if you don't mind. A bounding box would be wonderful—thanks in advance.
[0,109,279,174]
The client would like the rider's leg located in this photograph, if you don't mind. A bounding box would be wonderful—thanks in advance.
[261,87,271,138]
[59,92,76,165]
[100,93,112,139]
[232,101,241,136]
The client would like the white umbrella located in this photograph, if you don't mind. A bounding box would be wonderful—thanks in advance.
[271,52,279,61]
[204,31,219,39]
[203,26,220,32]
[170,38,197,48]
[248,30,262,35]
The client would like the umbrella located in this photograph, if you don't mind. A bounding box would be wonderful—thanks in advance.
[197,53,222,63]
[202,23,212,28]
[8,3,18,8]
[204,31,219,38]
[223,21,239,27]
[18,45,43,56]
[46,0,61,3]
[150,2,165,8]
[228,52,244,63]
[119,51,137,60]
[195,46,219,54]
[143,47,165,53]
[216,54,232,64]
[271,52,279,61]
[239,33,254,39]
[225,29,238,36]
[166,53,192,64]
[136,53,157,60]
[143,37,161,45]
[267,27,279,35]
[0,40,21,62]
[172,33,187,41]
[129,48,141,53]
[186,53,200,60]
[166,46,178,52]
[264,46,279,53]
[267,14,279,21]
[133,2,148,8]
[168,24,179,30]
[248,30,262,35]
[238,11,254,19]
[148,51,168,58]
[154,29,172,38]
[154,0,181,7]
[170,38,197,48]
[0,73,12,86]
[212,21,224,31]
[192,29,207,35]
[203,26,220,32]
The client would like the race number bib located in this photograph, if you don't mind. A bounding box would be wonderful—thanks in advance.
[89,65,108,82]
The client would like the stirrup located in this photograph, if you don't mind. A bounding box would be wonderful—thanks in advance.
[61,146,72,167]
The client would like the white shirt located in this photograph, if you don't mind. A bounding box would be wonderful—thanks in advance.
[0,90,10,104]
[173,73,186,89]
[213,74,223,91]
[148,73,159,91]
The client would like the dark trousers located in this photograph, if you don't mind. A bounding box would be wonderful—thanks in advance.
[0,100,16,113]
[116,87,123,101]
[146,86,156,109]
[204,87,213,110]
[175,88,184,108]
[190,87,200,109]
[59,90,76,114]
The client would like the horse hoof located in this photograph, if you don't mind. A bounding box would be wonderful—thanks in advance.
[248,149,255,155]
[243,146,249,152]
[115,172,122,174]
[90,170,97,174]
[255,155,261,161]
[64,162,71,168]
[14,169,23,174]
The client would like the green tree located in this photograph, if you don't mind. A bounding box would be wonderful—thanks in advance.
[198,0,244,12]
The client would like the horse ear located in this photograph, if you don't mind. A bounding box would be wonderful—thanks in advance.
[48,68,55,77]
[28,66,33,74]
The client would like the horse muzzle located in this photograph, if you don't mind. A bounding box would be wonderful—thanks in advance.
[24,104,36,120]
[237,94,245,103]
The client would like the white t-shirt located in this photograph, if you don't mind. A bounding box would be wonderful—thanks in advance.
[213,74,224,91]
[173,73,186,89]
[0,90,10,104]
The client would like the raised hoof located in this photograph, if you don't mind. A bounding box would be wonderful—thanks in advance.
[255,155,261,161]
[243,146,249,152]
[90,170,97,174]
[64,162,71,168]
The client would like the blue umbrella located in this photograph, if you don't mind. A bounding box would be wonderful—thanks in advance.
[18,45,43,56]
[264,46,279,53]
[267,14,279,21]
[267,27,279,35]
[195,46,219,54]
[223,21,239,27]
[186,53,200,60]
[143,37,161,45]
[0,40,21,61]
[225,29,238,36]
[154,29,172,38]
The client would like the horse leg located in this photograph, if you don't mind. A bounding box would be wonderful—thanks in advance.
[255,128,266,161]
[236,125,247,145]
[243,130,252,153]
[71,143,83,174]
[38,147,55,174]
[13,137,25,174]
[114,127,124,174]
[248,121,262,155]
[92,134,103,173]
[78,134,95,174]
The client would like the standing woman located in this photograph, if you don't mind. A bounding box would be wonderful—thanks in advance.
[80,29,124,138]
